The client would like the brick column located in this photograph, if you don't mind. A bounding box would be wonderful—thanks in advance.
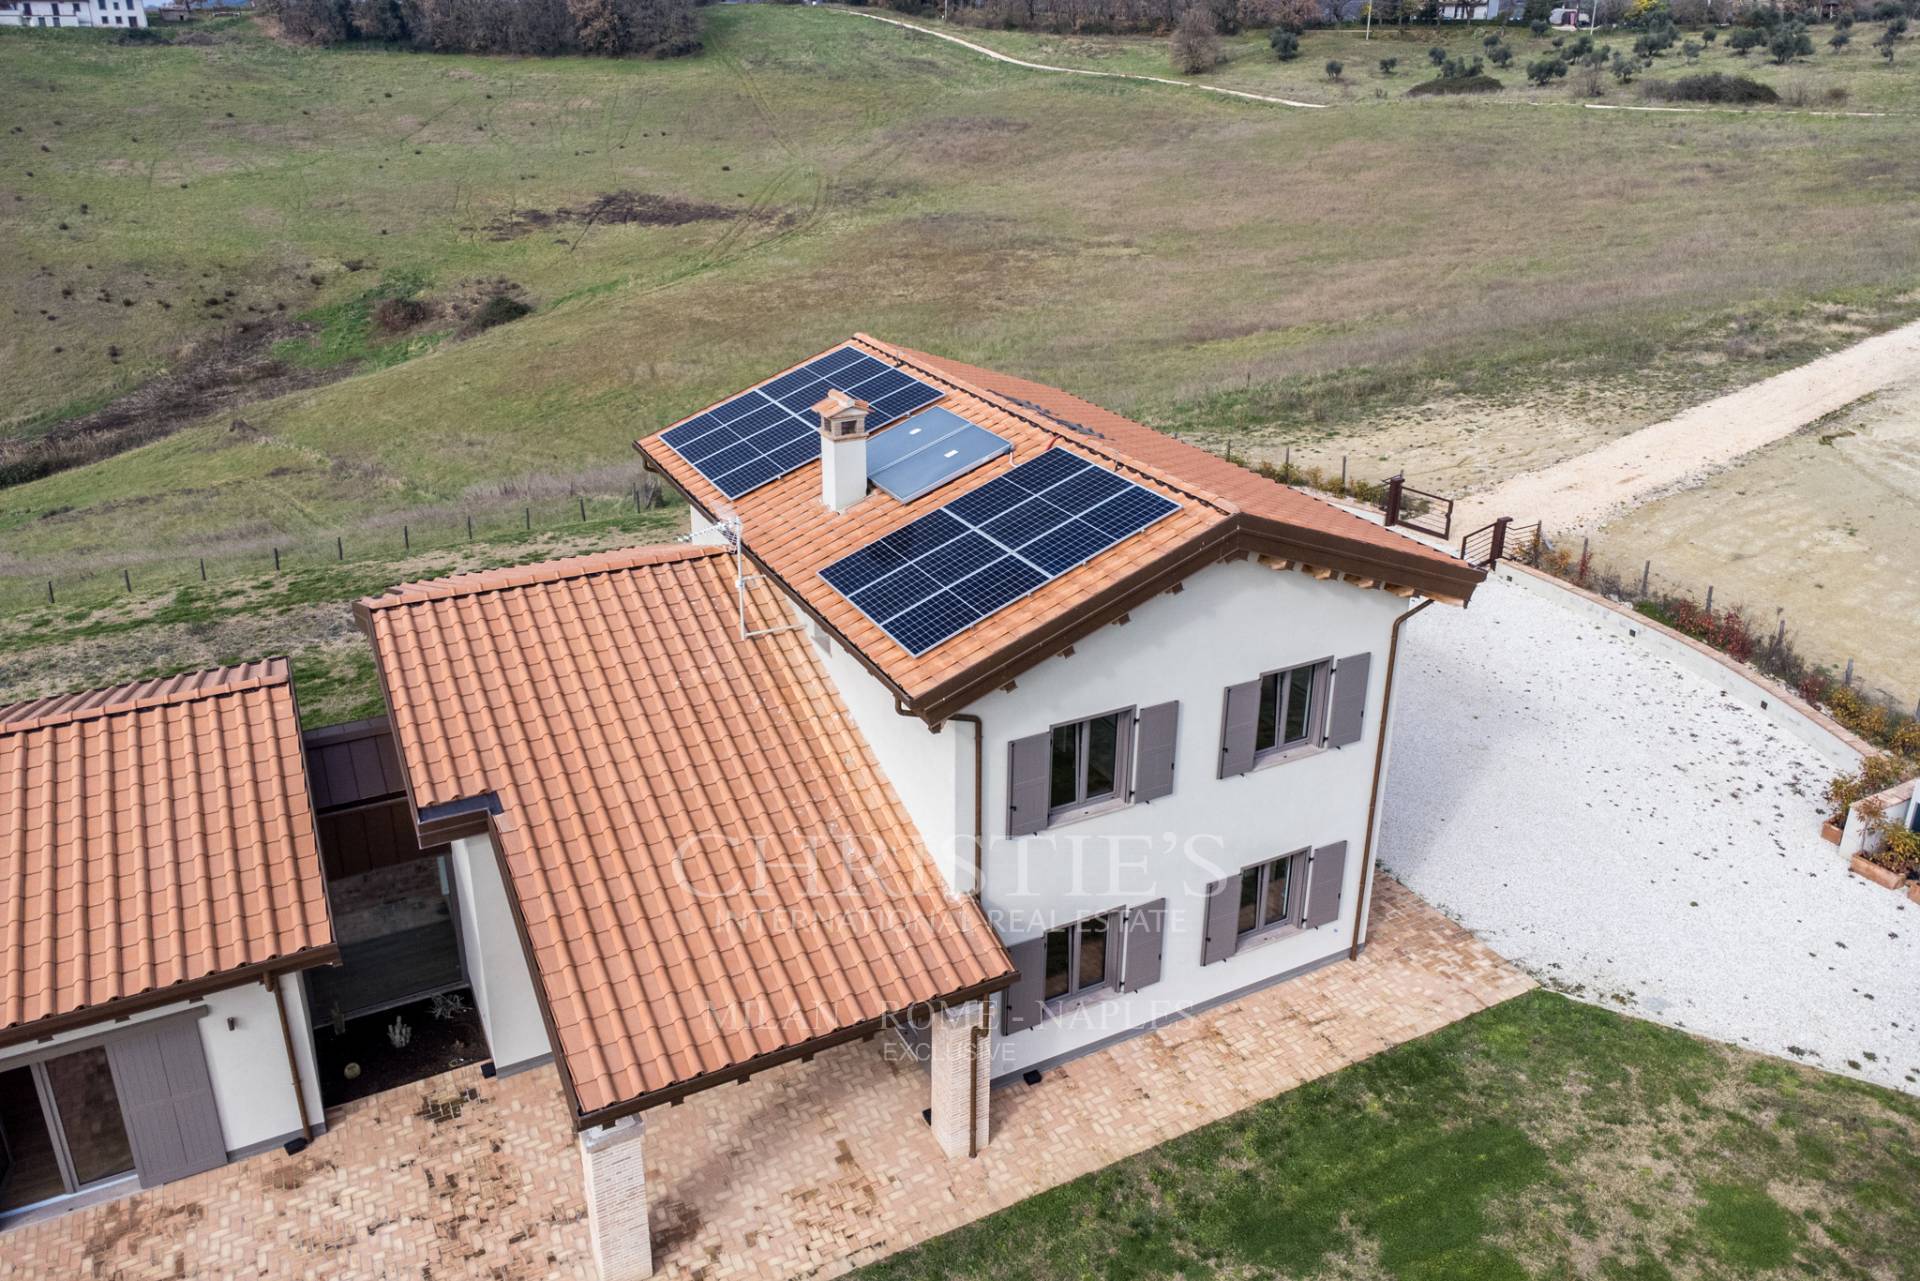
[929,1000,989,1158]
[580,1115,652,1280]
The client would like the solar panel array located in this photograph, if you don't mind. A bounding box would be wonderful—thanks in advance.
[820,450,1180,656]
[866,407,1012,503]
[659,348,945,499]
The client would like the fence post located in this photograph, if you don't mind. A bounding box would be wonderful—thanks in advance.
[199,558,207,582]
[1340,455,1348,495]
[123,569,131,593]
[467,515,474,541]
[46,581,54,605]
[525,507,532,531]
[1640,560,1650,598]
[579,496,587,522]
[337,537,344,562]
[403,525,411,551]
[1383,476,1404,528]
[1282,447,1292,486]
[1490,516,1510,563]
[1705,585,1713,616]
[1844,658,1854,686]
[273,547,280,572]
[634,488,643,512]
[1774,617,1786,652]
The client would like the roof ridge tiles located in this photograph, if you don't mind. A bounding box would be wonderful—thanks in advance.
[0,658,291,737]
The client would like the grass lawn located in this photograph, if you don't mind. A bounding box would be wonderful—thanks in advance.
[858,991,1920,1281]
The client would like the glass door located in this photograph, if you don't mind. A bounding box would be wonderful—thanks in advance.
[41,1048,135,1188]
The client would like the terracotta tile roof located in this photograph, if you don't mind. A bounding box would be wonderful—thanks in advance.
[0,660,337,1041]
[357,544,1014,1121]
[637,336,1481,721]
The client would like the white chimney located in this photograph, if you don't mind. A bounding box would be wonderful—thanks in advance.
[814,389,871,513]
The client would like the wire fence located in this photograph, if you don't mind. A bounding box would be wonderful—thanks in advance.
[0,482,679,616]
[1534,531,1920,733]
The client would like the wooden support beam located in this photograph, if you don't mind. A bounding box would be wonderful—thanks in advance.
[1258,555,1295,572]
[1298,564,1334,581]
[1385,583,1416,598]
[1341,574,1377,590]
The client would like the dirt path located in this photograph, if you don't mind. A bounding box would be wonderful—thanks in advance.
[1453,317,1920,536]
[841,10,1329,110]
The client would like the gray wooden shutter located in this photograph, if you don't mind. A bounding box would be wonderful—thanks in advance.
[1325,653,1371,749]
[1302,841,1348,929]
[106,1017,227,1187]
[1200,874,1243,965]
[1118,899,1166,992]
[1006,732,1051,837]
[1218,680,1261,778]
[1132,702,1179,803]
[1000,935,1050,1033]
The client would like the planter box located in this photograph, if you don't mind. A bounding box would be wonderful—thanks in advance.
[1909,882,1920,908]
[1821,821,1844,846]
[1849,855,1907,890]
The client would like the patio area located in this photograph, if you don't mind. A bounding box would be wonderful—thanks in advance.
[0,875,1529,1281]
[1383,568,1920,1094]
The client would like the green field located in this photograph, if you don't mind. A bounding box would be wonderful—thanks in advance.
[857,991,1920,1281]
[3,7,1920,704]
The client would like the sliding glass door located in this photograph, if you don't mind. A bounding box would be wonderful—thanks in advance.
[0,1049,137,1213]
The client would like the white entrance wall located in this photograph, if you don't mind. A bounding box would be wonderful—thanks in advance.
[814,553,1410,1078]
[448,831,553,1072]
[0,977,318,1159]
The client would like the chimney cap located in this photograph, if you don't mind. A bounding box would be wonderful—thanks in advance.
[812,388,869,420]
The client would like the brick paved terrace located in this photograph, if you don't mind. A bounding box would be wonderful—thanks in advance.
[0,875,1530,1281]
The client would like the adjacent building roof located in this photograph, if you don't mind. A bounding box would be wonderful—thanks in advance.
[357,544,1014,1124]
[638,335,1482,723]
[0,660,337,1043]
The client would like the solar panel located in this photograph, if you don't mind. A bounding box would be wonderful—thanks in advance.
[659,347,946,500]
[867,407,1012,503]
[819,450,1180,657]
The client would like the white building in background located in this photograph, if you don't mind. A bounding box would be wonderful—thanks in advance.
[0,0,147,26]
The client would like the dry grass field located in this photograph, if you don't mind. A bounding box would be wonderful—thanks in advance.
[2,6,1919,711]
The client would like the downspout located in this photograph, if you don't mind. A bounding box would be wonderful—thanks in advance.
[1348,597,1435,962]
[897,700,986,903]
[268,972,315,1143]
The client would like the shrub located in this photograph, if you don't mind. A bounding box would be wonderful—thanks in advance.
[1682,37,1702,58]
[1490,42,1514,63]
[1641,69,1780,97]
[1325,57,1345,78]
[1728,25,1767,52]
[372,295,430,333]
[1171,6,1222,73]
[1826,754,1917,825]
[1428,43,1448,63]
[1700,25,1716,41]
[1270,27,1301,59]
[466,293,532,333]
[1874,25,1898,59]
[1829,28,1850,48]
[1768,20,1813,60]
[1530,16,1549,31]
[1379,54,1400,73]
[1526,54,1570,81]
[1611,47,1638,77]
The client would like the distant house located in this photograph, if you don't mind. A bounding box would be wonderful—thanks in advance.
[0,0,148,26]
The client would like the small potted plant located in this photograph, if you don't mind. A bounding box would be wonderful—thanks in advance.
[1851,799,1920,891]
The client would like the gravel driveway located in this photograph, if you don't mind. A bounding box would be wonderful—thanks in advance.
[1381,573,1920,1094]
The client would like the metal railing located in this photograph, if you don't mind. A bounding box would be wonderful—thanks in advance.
[1383,475,1453,541]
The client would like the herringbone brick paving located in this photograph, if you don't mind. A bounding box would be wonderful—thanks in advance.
[0,875,1529,1280]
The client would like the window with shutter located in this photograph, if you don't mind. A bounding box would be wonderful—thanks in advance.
[1000,935,1050,1032]
[1218,680,1261,779]
[1200,874,1243,965]
[1324,653,1372,749]
[1131,702,1179,803]
[1006,732,1051,837]
[1118,899,1166,991]
[1302,841,1349,929]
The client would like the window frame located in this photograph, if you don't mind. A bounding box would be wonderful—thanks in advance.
[1040,910,1121,1010]
[1044,704,1137,827]
[1251,656,1333,766]
[1235,849,1309,943]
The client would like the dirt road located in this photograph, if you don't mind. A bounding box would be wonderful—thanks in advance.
[1454,317,1920,536]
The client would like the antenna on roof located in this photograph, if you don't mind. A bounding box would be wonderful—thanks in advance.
[724,516,804,642]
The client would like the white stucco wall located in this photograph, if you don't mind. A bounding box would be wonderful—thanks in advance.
[0,978,313,1160]
[879,556,1407,1077]
[449,831,553,1071]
